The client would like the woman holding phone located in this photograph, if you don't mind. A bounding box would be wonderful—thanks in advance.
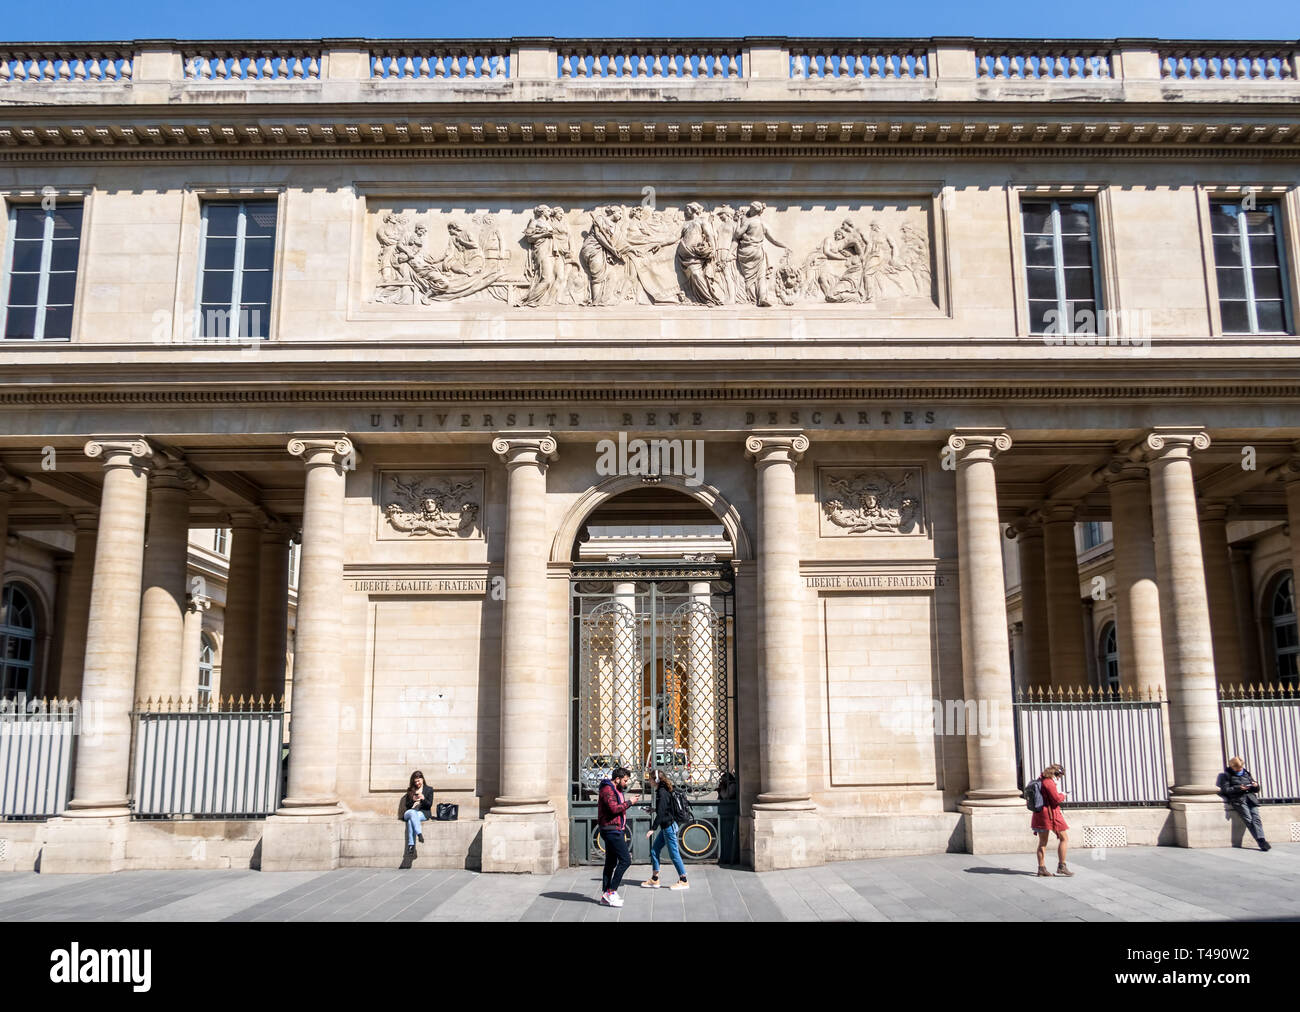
[400,770,434,857]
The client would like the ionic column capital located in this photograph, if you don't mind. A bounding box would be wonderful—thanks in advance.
[260,519,297,544]
[745,429,809,466]
[1039,501,1078,525]
[1004,515,1042,541]
[0,463,30,496]
[84,436,155,471]
[185,592,212,615]
[1139,427,1211,463]
[946,428,1012,467]
[492,430,558,469]
[1198,500,1233,524]
[287,433,355,473]
[225,506,270,530]
[1096,455,1150,486]
[68,509,99,531]
[1265,446,1300,484]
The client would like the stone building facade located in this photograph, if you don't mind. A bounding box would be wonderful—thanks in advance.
[1,37,1299,873]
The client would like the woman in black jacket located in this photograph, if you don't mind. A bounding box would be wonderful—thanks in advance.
[641,771,689,890]
[400,770,433,856]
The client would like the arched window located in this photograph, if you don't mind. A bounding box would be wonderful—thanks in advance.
[198,633,216,709]
[1,582,37,701]
[1099,621,1119,690]
[1271,573,1299,686]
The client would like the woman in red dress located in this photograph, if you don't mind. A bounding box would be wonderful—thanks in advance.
[1033,764,1074,877]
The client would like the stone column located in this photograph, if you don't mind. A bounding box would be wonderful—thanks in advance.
[1042,503,1087,686]
[0,464,31,592]
[219,508,265,701]
[42,439,154,873]
[256,521,293,703]
[687,579,719,780]
[134,455,205,705]
[1229,546,1263,683]
[1276,455,1300,654]
[1198,502,1243,687]
[182,592,210,703]
[56,511,98,699]
[481,432,560,874]
[1010,521,1051,690]
[1081,596,1098,686]
[611,580,639,772]
[745,431,822,870]
[261,435,353,873]
[1142,428,1223,845]
[48,557,72,695]
[1099,459,1167,695]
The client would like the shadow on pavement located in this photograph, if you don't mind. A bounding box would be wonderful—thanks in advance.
[963,866,1038,876]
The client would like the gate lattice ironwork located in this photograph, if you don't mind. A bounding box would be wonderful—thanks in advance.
[570,561,738,865]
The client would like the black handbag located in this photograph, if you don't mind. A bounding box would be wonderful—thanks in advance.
[435,802,458,821]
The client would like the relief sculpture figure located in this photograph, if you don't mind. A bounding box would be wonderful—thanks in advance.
[733,201,790,308]
[677,202,725,306]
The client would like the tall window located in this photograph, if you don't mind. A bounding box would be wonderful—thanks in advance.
[1021,198,1103,335]
[288,541,299,590]
[1210,200,1291,334]
[0,583,37,700]
[1080,521,1106,551]
[198,633,216,709]
[3,202,83,341]
[1271,574,1299,686]
[198,200,277,340]
[1099,622,1120,691]
[212,527,229,555]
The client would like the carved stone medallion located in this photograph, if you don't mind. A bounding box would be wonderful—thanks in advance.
[818,467,924,536]
[379,471,483,539]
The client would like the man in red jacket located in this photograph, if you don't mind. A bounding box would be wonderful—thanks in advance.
[597,766,639,906]
[1033,763,1074,877]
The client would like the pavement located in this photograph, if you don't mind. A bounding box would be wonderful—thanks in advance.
[0,844,1296,921]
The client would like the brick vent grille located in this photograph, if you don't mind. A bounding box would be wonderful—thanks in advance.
[1082,825,1128,848]
[1289,823,1300,843]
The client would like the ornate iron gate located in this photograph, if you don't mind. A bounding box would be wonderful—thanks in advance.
[569,560,739,865]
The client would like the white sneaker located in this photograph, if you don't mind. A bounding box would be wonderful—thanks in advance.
[599,891,614,905]
[641,877,661,889]
[670,880,690,890]
[607,892,625,907]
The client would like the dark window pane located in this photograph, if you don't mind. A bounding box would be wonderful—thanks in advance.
[200,271,234,306]
[12,207,46,239]
[1252,268,1284,302]
[202,238,236,272]
[1026,267,1058,301]
[239,304,270,337]
[239,271,272,306]
[199,304,235,338]
[204,204,240,237]
[1248,234,1280,268]
[1028,301,1058,334]
[1209,202,1240,234]
[1244,209,1277,235]
[50,205,82,235]
[1212,235,1243,268]
[1277,622,1299,650]
[1216,268,1246,300]
[6,273,40,306]
[242,237,274,271]
[243,202,277,237]
[1063,267,1096,301]
[1061,236,1094,268]
[1021,203,1052,233]
[1068,302,1098,331]
[48,241,80,272]
[3,307,36,340]
[1256,300,1287,333]
[42,305,73,340]
[1059,207,1093,235]
[44,272,77,305]
[1220,300,1251,333]
[10,241,43,272]
[1024,236,1055,266]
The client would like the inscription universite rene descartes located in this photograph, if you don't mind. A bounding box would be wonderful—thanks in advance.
[366,408,939,430]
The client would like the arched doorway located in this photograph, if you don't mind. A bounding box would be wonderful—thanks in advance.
[566,484,741,865]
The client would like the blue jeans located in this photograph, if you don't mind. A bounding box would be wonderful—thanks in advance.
[650,822,687,878]
[404,808,426,846]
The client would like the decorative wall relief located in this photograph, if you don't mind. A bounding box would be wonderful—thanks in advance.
[379,471,484,539]
[818,467,924,536]
[369,199,936,309]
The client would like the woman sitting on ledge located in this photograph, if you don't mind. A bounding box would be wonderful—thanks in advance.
[399,770,434,857]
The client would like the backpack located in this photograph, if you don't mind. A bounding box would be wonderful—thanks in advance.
[668,788,694,825]
[1022,778,1045,812]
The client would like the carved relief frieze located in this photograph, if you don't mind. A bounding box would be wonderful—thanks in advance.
[818,466,925,537]
[368,199,936,310]
[378,470,484,540]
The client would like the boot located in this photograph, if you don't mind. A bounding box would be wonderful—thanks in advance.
[1037,866,1054,877]
[1056,864,1075,877]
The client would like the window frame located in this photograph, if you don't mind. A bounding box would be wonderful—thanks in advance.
[1007,184,1119,340]
[198,632,216,710]
[1098,621,1120,691]
[0,581,38,700]
[1,192,90,343]
[194,197,279,342]
[1197,184,1300,338]
[1270,572,1299,687]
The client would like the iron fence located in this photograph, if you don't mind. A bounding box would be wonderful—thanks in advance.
[0,696,77,819]
[132,695,285,819]
[1014,686,1169,806]
[1219,683,1300,803]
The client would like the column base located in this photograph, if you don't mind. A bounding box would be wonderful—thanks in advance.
[750,805,824,871]
[38,816,130,874]
[1170,797,1243,848]
[259,811,345,871]
[480,808,559,874]
[959,798,1033,854]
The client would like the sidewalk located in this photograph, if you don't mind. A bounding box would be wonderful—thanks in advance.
[0,844,1294,922]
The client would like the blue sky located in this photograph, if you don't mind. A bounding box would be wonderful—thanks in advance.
[5,0,1299,42]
